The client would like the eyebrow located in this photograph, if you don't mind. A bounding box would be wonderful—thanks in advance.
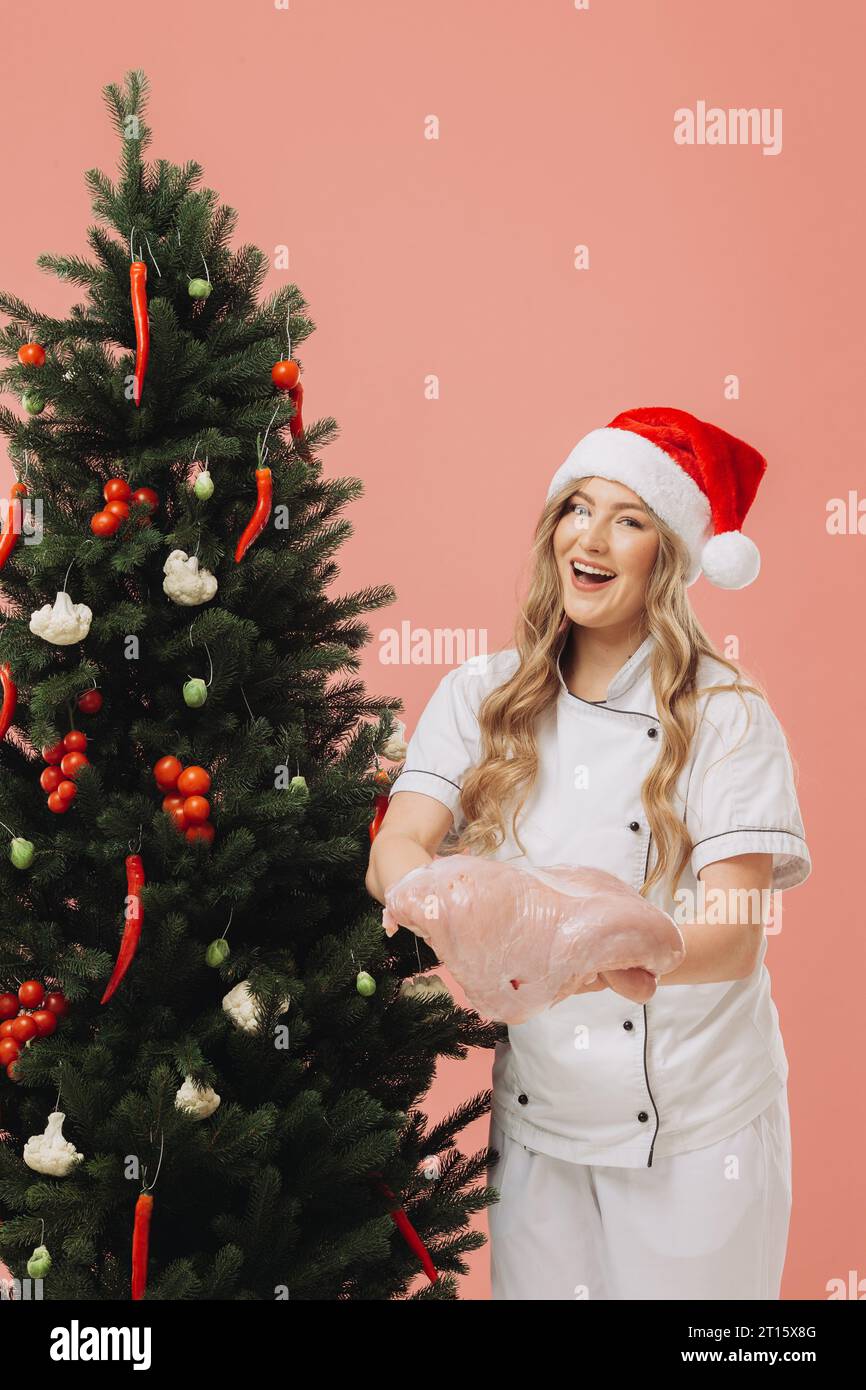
[567,488,649,515]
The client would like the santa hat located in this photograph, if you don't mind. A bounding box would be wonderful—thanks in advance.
[546,406,768,588]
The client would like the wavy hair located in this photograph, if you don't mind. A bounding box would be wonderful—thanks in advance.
[443,477,767,901]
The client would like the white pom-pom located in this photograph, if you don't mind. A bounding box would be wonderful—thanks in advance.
[700,531,761,589]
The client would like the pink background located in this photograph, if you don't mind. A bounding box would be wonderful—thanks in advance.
[1,1,863,1300]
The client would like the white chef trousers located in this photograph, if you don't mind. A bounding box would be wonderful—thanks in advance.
[486,1085,792,1301]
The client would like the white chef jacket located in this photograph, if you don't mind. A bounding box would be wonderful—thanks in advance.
[387,632,811,1168]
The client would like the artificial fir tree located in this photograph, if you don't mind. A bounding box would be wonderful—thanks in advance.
[0,69,500,1301]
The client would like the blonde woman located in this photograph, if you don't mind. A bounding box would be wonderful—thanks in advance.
[366,407,810,1301]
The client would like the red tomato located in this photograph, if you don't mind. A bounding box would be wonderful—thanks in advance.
[0,1037,21,1065]
[272,358,300,390]
[0,989,18,1023]
[63,729,87,752]
[0,1019,17,1037]
[6,1059,21,1081]
[183,795,210,824]
[48,791,71,813]
[162,794,185,813]
[132,487,159,513]
[103,478,132,502]
[60,751,89,779]
[56,781,77,803]
[77,688,103,714]
[154,755,183,789]
[91,509,121,537]
[177,765,211,796]
[17,342,46,367]
[42,740,65,765]
[30,1009,58,1037]
[105,500,130,521]
[40,766,63,793]
[0,993,19,1020]
[18,981,44,1008]
[185,821,215,845]
[10,1015,37,1044]
[44,992,69,1017]
[167,806,188,832]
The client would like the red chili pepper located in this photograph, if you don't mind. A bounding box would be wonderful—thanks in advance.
[288,381,304,438]
[130,260,149,408]
[369,793,389,844]
[131,1191,153,1300]
[100,854,145,1004]
[370,1173,438,1284]
[0,481,28,571]
[234,467,273,563]
[0,664,17,742]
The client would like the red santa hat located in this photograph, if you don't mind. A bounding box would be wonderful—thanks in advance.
[546,406,768,588]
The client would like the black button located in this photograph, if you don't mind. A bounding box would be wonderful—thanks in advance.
[637,1111,649,1122]
[647,727,658,738]
[517,1093,528,1105]
[629,820,640,832]
[623,1020,634,1030]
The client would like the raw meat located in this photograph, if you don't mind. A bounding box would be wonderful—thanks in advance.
[382,855,685,1024]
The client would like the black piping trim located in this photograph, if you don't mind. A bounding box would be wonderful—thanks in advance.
[691,828,808,848]
[559,688,659,724]
[641,831,661,1168]
[391,768,461,792]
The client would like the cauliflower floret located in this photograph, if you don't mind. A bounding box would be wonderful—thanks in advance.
[175,1076,221,1119]
[163,549,218,606]
[29,591,93,645]
[23,1112,84,1177]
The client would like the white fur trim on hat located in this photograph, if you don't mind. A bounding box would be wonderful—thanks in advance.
[547,426,713,578]
[699,531,761,589]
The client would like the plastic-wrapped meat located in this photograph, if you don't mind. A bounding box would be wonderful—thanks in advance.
[382,854,685,1024]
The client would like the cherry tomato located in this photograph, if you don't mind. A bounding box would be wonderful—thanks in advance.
[0,1037,21,1065]
[91,509,121,537]
[60,751,89,779]
[40,766,63,793]
[30,1009,58,1037]
[272,359,300,390]
[18,981,44,1008]
[162,794,185,813]
[42,741,65,765]
[47,791,71,813]
[0,993,19,1020]
[167,806,188,832]
[63,730,87,752]
[105,499,130,521]
[154,755,183,789]
[0,1019,17,1037]
[17,342,46,367]
[10,1014,37,1044]
[6,1059,21,1081]
[183,794,210,824]
[44,992,69,1017]
[56,781,77,803]
[103,478,132,503]
[132,487,159,513]
[185,821,215,845]
[77,688,103,714]
[177,765,211,796]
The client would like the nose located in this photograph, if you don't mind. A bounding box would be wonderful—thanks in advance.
[572,511,609,552]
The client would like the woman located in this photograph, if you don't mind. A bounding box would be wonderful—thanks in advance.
[366,406,811,1301]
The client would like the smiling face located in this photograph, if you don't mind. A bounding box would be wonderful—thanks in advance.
[552,476,661,631]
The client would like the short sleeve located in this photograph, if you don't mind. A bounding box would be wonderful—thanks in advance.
[686,689,811,891]
[388,660,488,830]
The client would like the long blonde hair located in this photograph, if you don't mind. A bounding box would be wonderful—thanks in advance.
[444,478,766,901]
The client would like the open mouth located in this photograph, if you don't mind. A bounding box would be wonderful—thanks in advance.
[570,559,617,589]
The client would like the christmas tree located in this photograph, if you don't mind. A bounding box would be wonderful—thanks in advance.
[0,69,500,1301]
